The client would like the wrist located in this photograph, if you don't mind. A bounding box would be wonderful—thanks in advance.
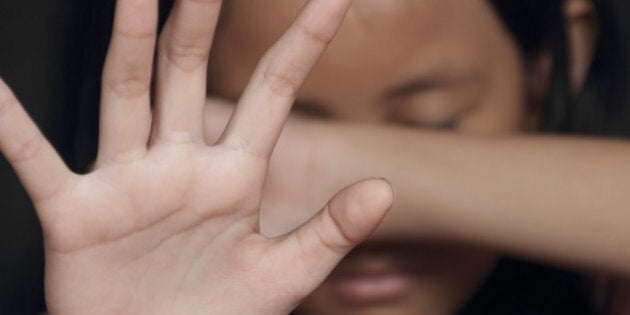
[319,123,443,240]
[299,120,347,201]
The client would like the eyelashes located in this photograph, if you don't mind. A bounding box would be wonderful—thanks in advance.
[292,100,331,118]
[291,100,462,131]
[390,115,460,131]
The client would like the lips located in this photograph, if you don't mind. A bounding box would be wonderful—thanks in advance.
[326,255,416,307]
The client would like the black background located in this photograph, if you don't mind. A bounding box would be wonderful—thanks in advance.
[1,1,93,313]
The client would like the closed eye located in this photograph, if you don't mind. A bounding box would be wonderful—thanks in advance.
[292,100,330,118]
[391,114,459,131]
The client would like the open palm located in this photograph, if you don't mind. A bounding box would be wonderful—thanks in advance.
[0,0,393,314]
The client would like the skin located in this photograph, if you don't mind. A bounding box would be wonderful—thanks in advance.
[206,0,529,314]
[0,0,394,314]
[209,0,630,313]
[7,0,630,314]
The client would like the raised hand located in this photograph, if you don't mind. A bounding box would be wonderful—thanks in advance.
[203,98,340,237]
[0,0,393,314]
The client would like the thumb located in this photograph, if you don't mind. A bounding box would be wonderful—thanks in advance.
[272,178,394,300]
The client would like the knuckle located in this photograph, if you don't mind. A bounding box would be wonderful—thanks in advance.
[0,83,17,118]
[161,39,209,72]
[10,132,45,165]
[113,24,156,41]
[328,198,362,243]
[104,74,150,100]
[297,20,334,46]
[221,136,250,153]
[316,206,352,255]
[155,130,200,145]
[262,64,300,98]
[221,136,270,161]
[99,147,145,165]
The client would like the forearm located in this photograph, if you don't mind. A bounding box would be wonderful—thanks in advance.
[319,122,630,274]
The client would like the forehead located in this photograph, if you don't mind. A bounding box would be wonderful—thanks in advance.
[219,0,504,44]
[211,0,515,101]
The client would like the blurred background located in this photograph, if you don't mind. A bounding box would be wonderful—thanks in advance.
[0,1,104,313]
[0,1,177,313]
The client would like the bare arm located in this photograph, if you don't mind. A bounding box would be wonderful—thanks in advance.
[204,96,630,276]
[318,123,630,275]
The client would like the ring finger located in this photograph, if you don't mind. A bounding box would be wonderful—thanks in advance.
[152,0,222,144]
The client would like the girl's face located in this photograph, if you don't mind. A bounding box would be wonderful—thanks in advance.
[209,0,528,313]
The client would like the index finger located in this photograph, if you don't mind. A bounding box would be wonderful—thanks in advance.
[218,0,353,159]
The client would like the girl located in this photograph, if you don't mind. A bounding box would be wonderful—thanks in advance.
[201,0,618,313]
[2,0,630,313]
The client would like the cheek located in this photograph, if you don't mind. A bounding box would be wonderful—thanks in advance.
[458,99,527,134]
[455,50,528,135]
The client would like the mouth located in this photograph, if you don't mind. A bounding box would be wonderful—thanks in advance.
[326,254,417,307]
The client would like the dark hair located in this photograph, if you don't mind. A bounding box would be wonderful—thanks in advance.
[491,0,630,137]
[459,0,630,314]
[570,0,630,137]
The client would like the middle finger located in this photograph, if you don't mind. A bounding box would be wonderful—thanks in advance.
[153,0,222,144]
